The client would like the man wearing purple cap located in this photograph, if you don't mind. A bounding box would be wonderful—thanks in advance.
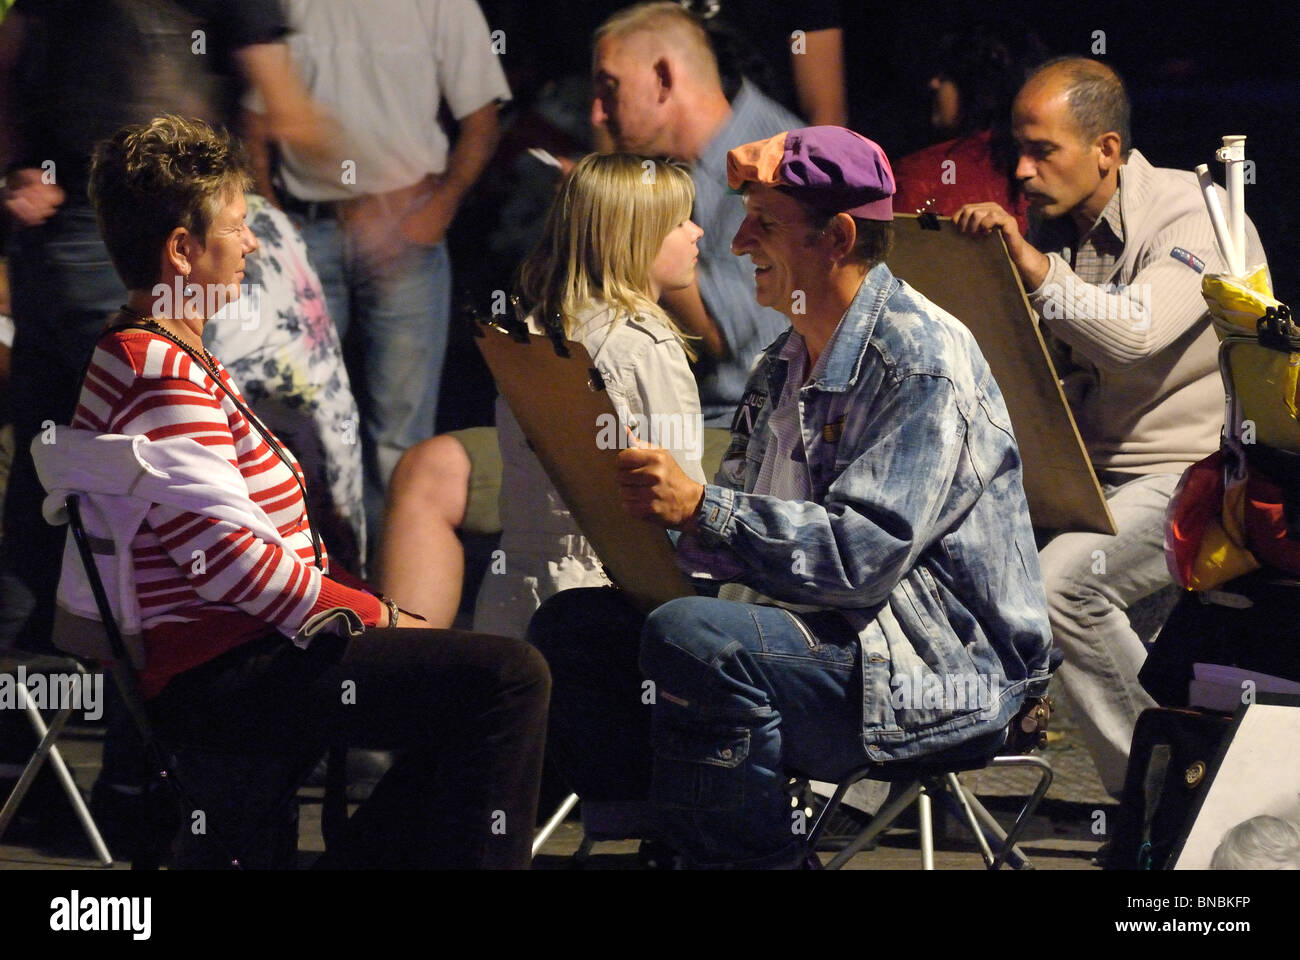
[528,125,1052,868]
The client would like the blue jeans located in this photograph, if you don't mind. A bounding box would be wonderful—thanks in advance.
[292,215,451,545]
[530,589,870,867]
[531,589,1011,867]
[641,596,870,868]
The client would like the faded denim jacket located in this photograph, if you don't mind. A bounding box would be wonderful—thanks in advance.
[676,262,1052,760]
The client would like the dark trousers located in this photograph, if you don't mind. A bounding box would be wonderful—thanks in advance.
[526,588,655,805]
[2,204,123,652]
[149,627,550,869]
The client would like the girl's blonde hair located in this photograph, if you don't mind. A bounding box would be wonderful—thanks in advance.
[518,153,696,356]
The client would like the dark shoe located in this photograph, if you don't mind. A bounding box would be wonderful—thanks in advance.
[89,779,147,853]
[637,838,684,870]
[304,748,391,802]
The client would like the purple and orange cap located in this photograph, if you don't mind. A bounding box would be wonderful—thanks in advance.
[726,126,896,221]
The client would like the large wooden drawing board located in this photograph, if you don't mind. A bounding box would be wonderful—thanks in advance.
[474,322,695,612]
[891,214,1114,534]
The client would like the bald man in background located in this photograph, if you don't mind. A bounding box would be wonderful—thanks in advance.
[955,57,1268,795]
[591,2,799,432]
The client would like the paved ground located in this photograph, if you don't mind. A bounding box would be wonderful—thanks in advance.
[1,676,1110,871]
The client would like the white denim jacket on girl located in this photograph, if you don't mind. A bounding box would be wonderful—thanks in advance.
[473,301,706,639]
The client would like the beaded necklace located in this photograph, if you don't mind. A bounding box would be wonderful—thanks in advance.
[117,306,216,367]
[110,306,324,569]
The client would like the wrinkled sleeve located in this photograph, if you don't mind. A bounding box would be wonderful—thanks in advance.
[682,373,967,606]
[1027,207,1264,372]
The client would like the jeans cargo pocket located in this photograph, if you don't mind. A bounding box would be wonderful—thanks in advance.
[651,724,750,812]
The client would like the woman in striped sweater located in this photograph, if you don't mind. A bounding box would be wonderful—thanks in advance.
[61,115,549,869]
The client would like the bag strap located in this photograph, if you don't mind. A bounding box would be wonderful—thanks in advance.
[95,312,324,569]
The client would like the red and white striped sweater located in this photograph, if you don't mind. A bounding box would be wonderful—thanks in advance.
[72,328,382,697]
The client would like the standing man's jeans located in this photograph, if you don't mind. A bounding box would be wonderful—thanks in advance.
[531,589,864,867]
[1039,472,1180,796]
[293,214,451,551]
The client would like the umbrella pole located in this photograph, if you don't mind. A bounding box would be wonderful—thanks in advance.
[1216,135,1247,276]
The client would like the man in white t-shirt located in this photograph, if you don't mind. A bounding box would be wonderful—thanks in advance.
[253,0,511,548]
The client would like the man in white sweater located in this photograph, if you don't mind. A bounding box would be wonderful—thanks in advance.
[955,57,1267,794]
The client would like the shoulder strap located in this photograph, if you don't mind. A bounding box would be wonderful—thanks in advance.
[93,317,324,569]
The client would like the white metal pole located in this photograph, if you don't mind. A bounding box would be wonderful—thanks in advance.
[1195,164,1238,274]
[1216,135,1247,276]
[22,695,114,866]
[917,789,935,870]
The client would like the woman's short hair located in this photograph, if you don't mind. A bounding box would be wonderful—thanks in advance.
[519,153,696,352]
[89,115,251,290]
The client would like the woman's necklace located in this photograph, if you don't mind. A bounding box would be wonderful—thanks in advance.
[113,304,324,568]
[117,306,216,371]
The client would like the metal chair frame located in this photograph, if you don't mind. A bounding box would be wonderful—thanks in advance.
[805,753,1054,870]
[0,653,114,865]
[532,792,580,858]
[59,493,322,869]
[533,750,1053,869]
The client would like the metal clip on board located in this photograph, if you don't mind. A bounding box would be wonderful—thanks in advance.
[541,312,571,358]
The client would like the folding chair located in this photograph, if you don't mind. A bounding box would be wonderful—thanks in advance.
[533,795,675,867]
[535,759,1052,869]
[532,792,579,858]
[0,652,114,865]
[804,696,1055,870]
[535,699,1055,868]
[56,493,320,869]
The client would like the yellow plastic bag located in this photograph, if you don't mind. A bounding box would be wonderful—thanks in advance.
[1202,264,1279,336]
[1223,339,1300,435]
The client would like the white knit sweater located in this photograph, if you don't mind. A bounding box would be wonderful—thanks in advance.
[1027,149,1269,475]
